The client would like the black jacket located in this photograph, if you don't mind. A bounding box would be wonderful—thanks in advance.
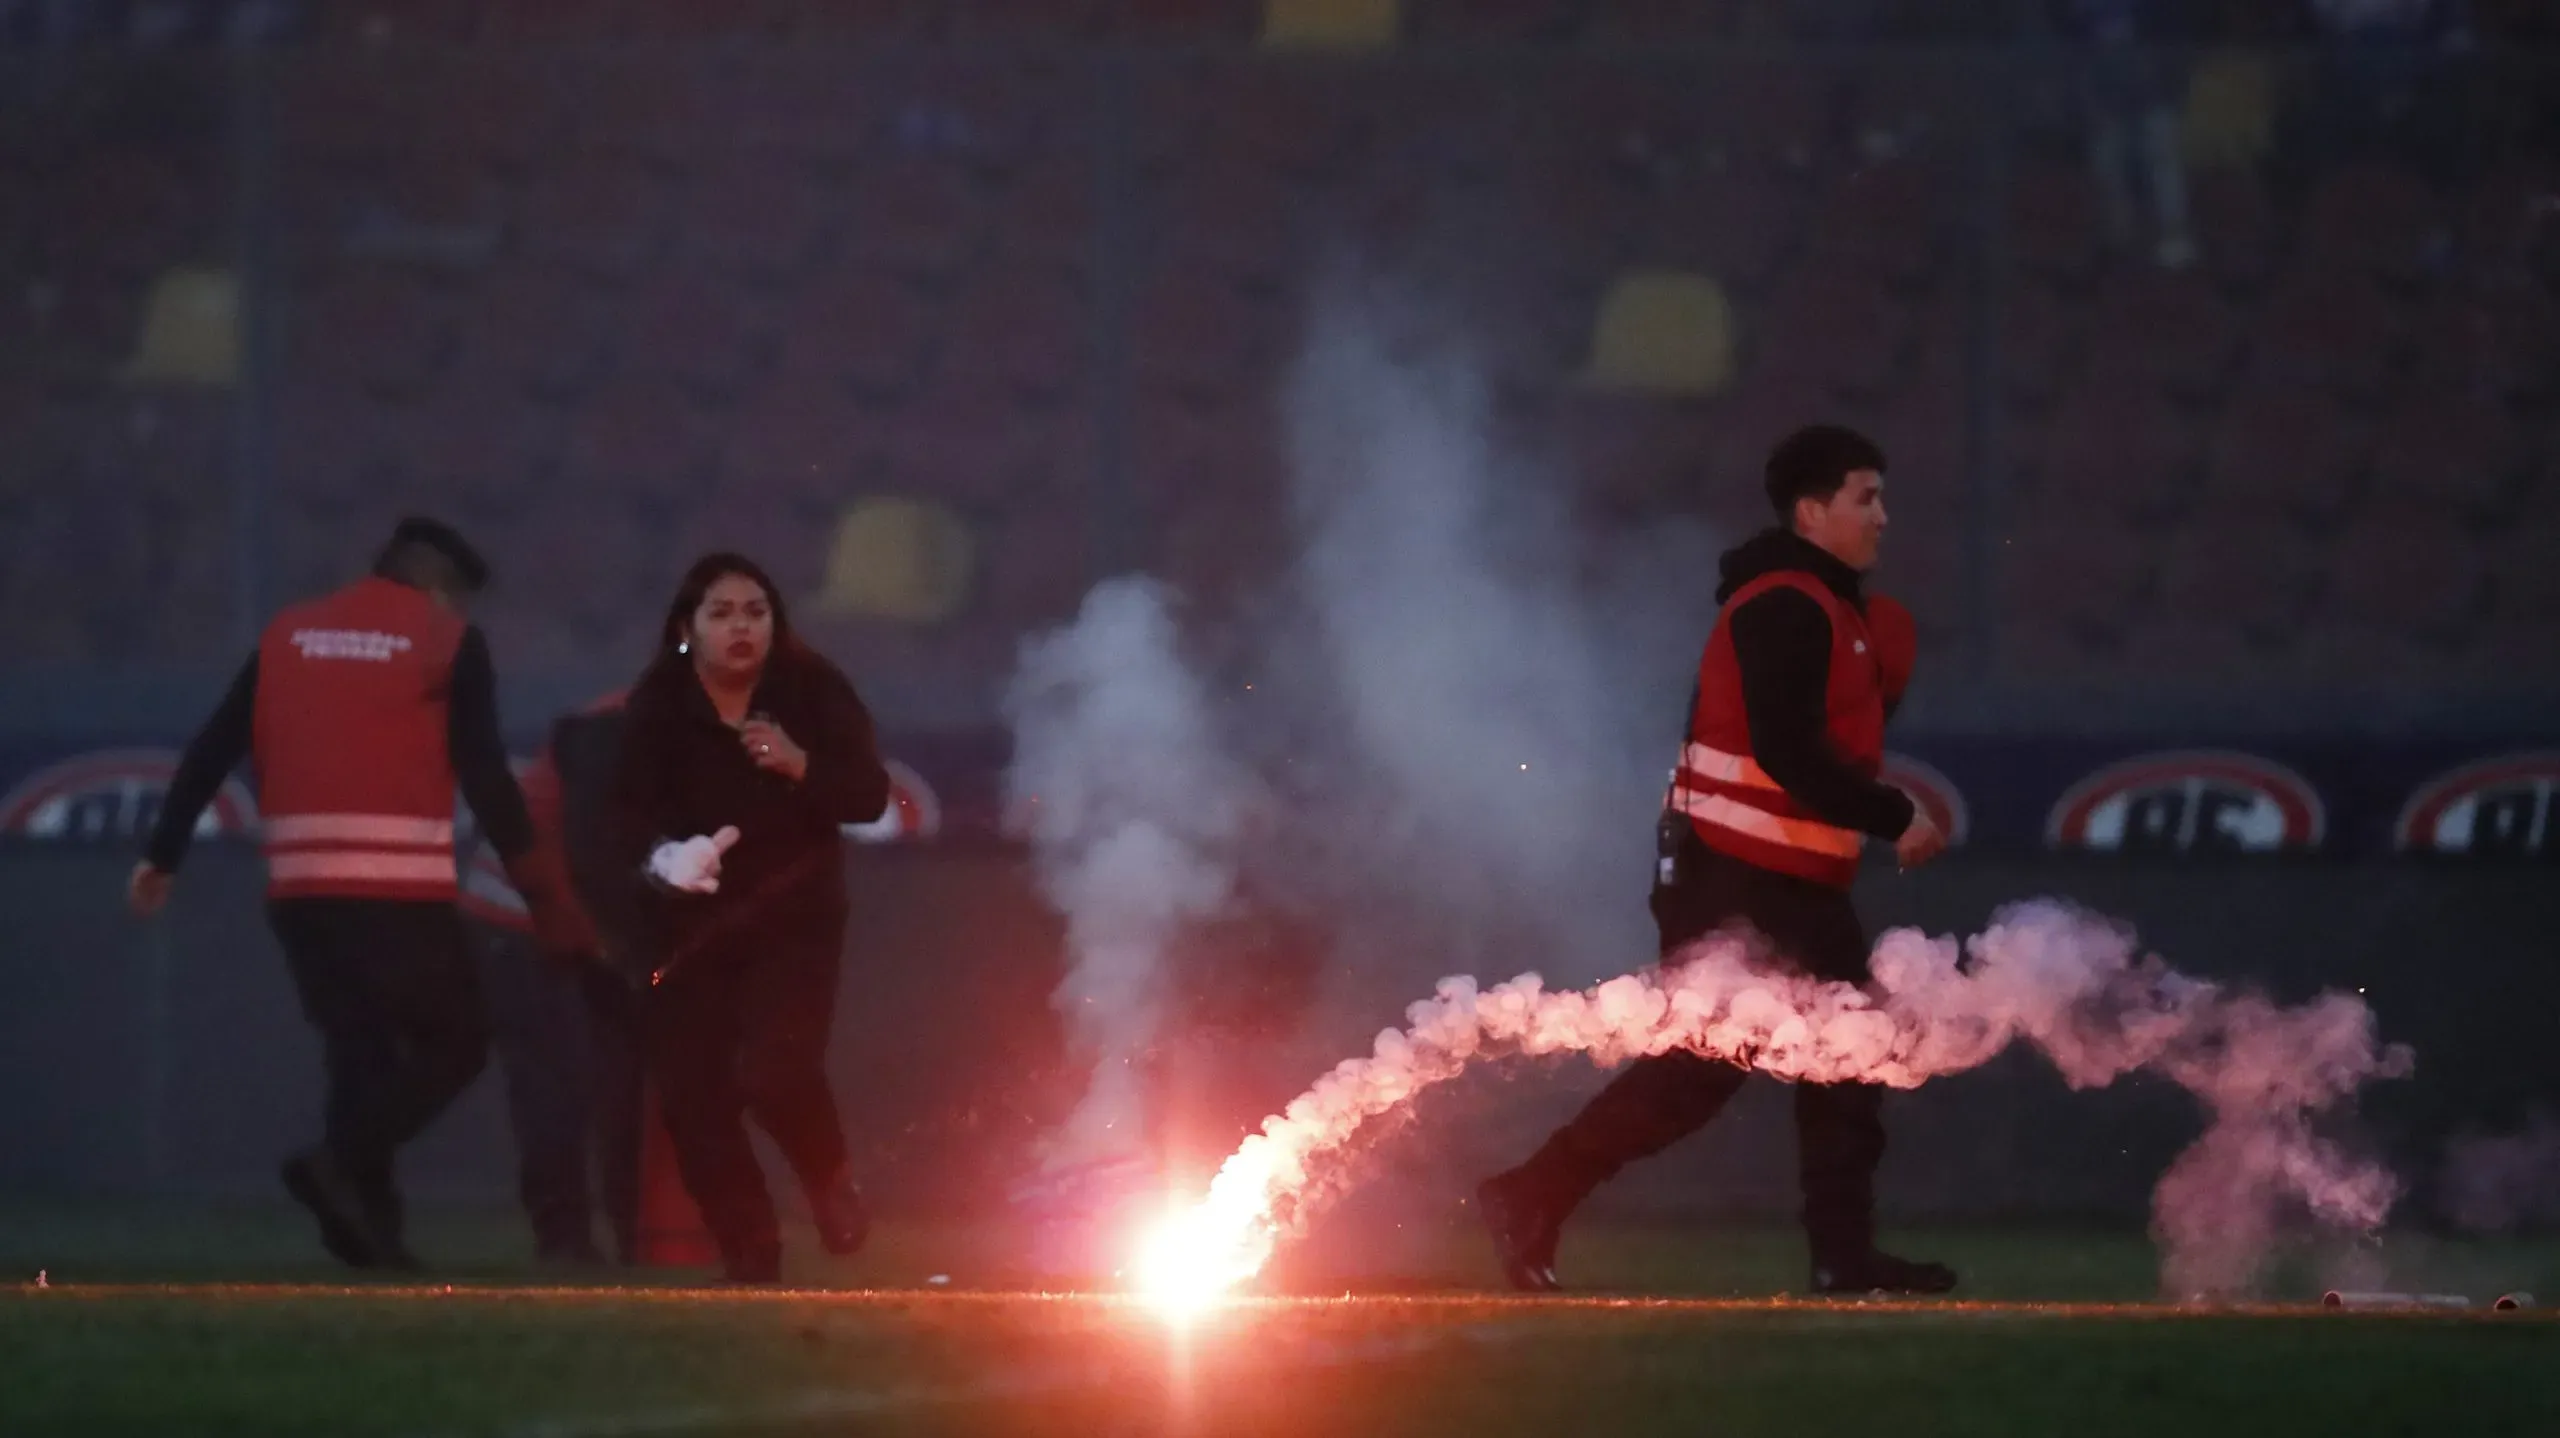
[1712,528,1915,842]
[611,646,890,956]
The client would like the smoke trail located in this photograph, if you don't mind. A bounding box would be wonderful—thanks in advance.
[1162,900,2411,1299]
[1003,577,1260,1174]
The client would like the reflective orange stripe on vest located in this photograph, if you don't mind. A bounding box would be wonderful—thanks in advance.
[267,851,458,886]
[264,814,455,847]
[1669,789,1864,860]
[1679,741,1783,794]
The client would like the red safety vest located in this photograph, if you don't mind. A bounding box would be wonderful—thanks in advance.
[252,576,466,902]
[1669,572,1902,889]
[459,689,626,934]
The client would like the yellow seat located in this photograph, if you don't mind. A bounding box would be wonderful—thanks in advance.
[2181,50,2274,170]
[813,495,978,624]
[122,265,240,387]
[1580,270,1735,397]
[1261,0,1398,49]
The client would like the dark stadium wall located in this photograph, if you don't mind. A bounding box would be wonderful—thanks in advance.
[1,846,2553,1228]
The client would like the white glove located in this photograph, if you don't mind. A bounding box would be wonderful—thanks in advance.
[647,826,740,894]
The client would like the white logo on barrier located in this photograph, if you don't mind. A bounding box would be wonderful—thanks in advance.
[2047,751,2324,854]
[2395,753,2560,858]
[0,750,260,841]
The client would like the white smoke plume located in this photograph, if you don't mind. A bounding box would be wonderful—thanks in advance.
[1156,900,2412,1300]
[1265,280,1714,982]
[1003,577,1260,1174]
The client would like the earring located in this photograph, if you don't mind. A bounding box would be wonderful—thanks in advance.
[677,638,690,654]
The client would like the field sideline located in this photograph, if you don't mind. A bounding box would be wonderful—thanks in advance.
[1,1205,2553,1435]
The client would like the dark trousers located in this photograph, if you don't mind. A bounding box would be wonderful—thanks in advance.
[1513,843,1888,1262]
[270,897,489,1232]
[641,920,849,1258]
[469,922,645,1258]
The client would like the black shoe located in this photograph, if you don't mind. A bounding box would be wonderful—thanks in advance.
[1475,1169,1562,1293]
[809,1171,870,1258]
[1811,1250,1959,1296]
[723,1237,783,1285]
[281,1148,386,1269]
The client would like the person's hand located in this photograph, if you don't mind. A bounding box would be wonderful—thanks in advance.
[739,717,807,783]
[127,862,174,918]
[648,826,741,894]
[1894,810,1948,870]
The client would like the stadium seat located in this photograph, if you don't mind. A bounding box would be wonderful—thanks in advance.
[273,378,394,518]
[2177,49,2276,171]
[560,379,718,516]
[2364,389,2530,525]
[987,156,1097,279]
[292,270,452,400]
[810,495,980,623]
[615,272,773,404]
[2015,383,2200,529]
[2186,168,2281,295]
[451,264,613,403]
[943,0,1114,39]
[2243,268,2405,401]
[2405,282,2559,402]
[1124,0,1264,40]
[2300,161,2444,290]
[2296,514,2485,679]
[2199,379,2369,533]
[514,155,674,281]
[2461,157,2560,283]
[673,151,831,288]
[1130,269,1281,409]
[768,268,940,405]
[1801,156,1950,291]
[2008,162,2105,287]
[1631,169,1805,297]
[1148,162,1303,289]
[1403,0,1573,41]
[395,383,557,525]
[1997,279,2080,408]
[889,382,1094,511]
[1260,0,1400,48]
[1579,270,1736,398]
[2078,265,2241,404]
[1993,518,2148,675]
[313,0,481,45]
[2136,517,2318,672]
[122,266,239,388]
[1749,263,1910,401]
[846,153,991,288]
[942,272,1087,409]
[718,375,896,518]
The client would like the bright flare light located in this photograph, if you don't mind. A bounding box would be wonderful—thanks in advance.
[1131,1202,1260,1318]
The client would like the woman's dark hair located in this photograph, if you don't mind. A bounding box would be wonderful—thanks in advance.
[654,552,804,664]
[1764,424,1887,521]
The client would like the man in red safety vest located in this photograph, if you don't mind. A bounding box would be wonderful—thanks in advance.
[131,516,589,1269]
[1477,426,1958,1296]
[457,692,655,1269]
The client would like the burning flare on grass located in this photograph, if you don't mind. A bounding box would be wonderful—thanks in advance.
[1135,900,2413,1303]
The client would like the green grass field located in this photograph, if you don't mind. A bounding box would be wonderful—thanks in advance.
[1,1204,2554,1436]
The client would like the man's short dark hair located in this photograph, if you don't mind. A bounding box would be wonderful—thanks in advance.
[375,515,490,594]
[1765,425,1887,521]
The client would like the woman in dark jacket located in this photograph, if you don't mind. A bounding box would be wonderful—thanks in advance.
[613,552,890,1283]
